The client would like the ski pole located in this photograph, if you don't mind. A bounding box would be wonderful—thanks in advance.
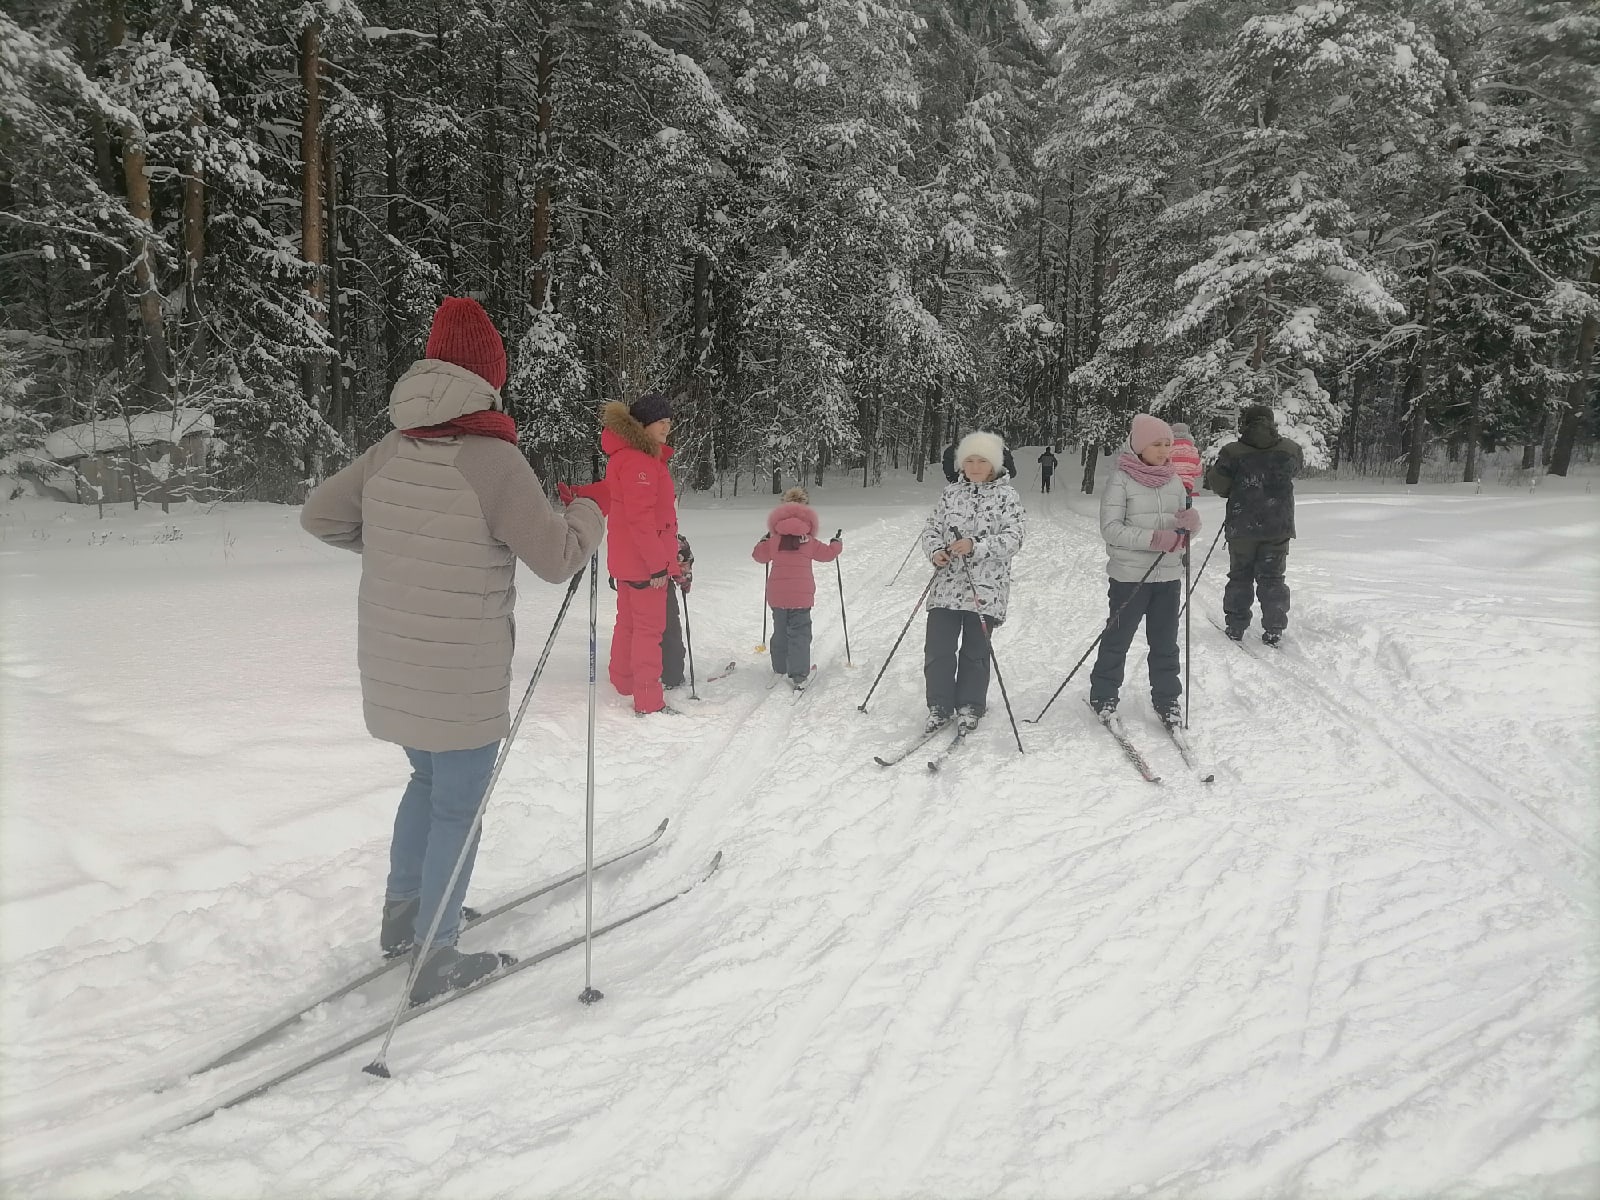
[757,564,769,652]
[366,559,590,1078]
[857,569,939,713]
[955,549,1024,754]
[888,531,920,586]
[1183,494,1193,730]
[681,584,698,700]
[833,528,852,667]
[1179,523,1226,618]
[580,554,603,1004]
[1027,550,1164,725]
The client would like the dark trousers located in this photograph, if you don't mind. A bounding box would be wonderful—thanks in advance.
[661,583,686,688]
[1041,472,1053,494]
[769,607,813,680]
[1089,579,1181,708]
[1224,538,1291,634]
[924,608,992,714]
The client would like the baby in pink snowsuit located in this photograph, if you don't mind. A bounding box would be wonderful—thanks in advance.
[752,487,843,690]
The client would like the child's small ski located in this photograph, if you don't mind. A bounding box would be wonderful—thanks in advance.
[874,723,949,767]
[926,728,969,773]
[705,661,737,683]
[1165,724,1215,783]
[789,665,818,700]
[1089,702,1161,783]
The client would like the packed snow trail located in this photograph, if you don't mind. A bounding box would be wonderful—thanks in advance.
[2,477,1596,1198]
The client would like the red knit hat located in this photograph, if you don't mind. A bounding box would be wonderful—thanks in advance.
[425,297,507,391]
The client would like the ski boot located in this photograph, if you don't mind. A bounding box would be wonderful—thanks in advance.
[924,706,953,734]
[956,705,983,734]
[409,942,516,1006]
[1261,631,1282,648]
[1089,696,1118,718]
[1224,626,1245,642]
[1155,702,1183,730]
[382,898,482,959]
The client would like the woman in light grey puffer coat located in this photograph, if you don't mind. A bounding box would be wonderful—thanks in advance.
[302,297,604,1005]
[1089,413,1201,725]
[919,431,1025,733]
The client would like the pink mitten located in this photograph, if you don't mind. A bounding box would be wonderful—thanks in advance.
[1173,508,1201,533]
[1149,529,1184,554]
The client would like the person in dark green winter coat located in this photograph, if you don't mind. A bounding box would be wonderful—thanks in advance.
[1205,404,1304,646]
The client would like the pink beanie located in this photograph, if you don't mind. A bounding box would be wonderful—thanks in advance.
[1130,413,1174,454]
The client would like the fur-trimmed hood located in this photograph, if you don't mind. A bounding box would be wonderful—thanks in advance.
[767,501,820,539]
[601,401,673,461]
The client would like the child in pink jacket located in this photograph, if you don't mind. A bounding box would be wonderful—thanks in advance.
[752,488,843,690]
[1170,423,1203,495]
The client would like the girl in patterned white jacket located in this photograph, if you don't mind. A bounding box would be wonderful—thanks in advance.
[919,432,1026,734]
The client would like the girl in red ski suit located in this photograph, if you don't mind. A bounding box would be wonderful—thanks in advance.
[600,393,680,714]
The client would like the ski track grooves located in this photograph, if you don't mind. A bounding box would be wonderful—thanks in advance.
[1210,605,1596,913]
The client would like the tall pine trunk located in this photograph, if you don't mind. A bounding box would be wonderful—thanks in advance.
[300,21,326,422]
[114,0,170,405]
[1547,256,1599,477]
[530,30,555,312]
[1404,246,1439,486]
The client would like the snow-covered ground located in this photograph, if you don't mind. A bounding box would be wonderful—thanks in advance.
[2,458,1597,1199]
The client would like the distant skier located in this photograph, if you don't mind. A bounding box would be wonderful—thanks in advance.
[301,297,603,1003]
[1169,424,1202,496]
[1205,404,1304,646]
[922,432,1025,734]
[752,487,842,690]
[942,437,1017,483]
[1088,413,1200,728]
[1038,446,1059,493]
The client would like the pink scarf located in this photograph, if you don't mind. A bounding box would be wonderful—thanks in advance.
[1118,451,1176,489]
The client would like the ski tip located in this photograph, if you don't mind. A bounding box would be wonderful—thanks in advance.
[654,817,670,834]
[704,850,724,877]
[362,1061,391,1080]
[1201,773,1216,784]
[873,756,892,767]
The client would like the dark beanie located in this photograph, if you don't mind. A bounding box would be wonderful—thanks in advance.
[1240,404,1275,429]
[630,392,672,427]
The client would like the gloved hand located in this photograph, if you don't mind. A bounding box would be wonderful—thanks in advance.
[558,481,610,515]
[678,574,692,595]
[1173,508,1201,533]
[1150,529,1185,554]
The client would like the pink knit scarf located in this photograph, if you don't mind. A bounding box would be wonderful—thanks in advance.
[1118,451,1176,489]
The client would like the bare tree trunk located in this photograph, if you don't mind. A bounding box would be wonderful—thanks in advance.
[82,13,129,374]
[182,117,205,361]
[1464,383,1480,483]
[1080,442,1100,494]
[326,131,344,440]
[382,94,402,387]
[530,30,555,311]
[485,43,505,309]
[1405,247,1439,485]
[114,0,170,405]
[301,21,326,421]
[1548,256,1599,477]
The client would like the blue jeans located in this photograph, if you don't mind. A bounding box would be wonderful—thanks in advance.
[387,742,499,947]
